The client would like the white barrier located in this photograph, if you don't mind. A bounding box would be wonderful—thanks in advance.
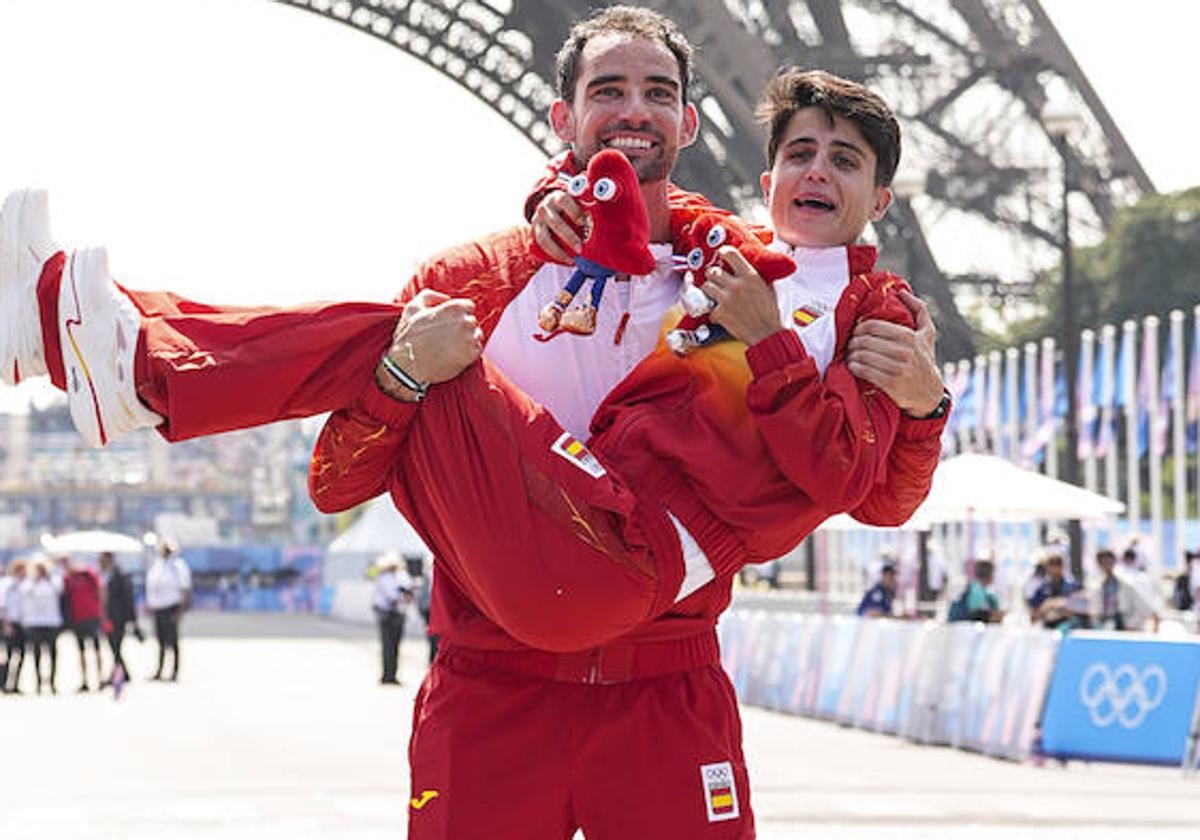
[720,609,1058,763]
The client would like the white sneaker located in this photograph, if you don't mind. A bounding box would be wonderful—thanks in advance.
[58,248,162,446]
[0,189,59,385]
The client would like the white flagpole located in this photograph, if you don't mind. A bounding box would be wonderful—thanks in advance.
[943,361,959,457]
[1195,306,1200,528]
[1123,319,1140,538]
[988,350,1003,456]
[974,353,989,452]
[1042,336,1059,480]
[1005,347,1020,463]
[1080,329,1098,494]
[1144,315,1163,584]
[1100,325,1119,504]
[1080,328,1098,562]
[957,359,973,454]
[1171,310,1186,571]
[1024,341,1038,467]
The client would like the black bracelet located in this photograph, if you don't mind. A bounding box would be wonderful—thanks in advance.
[908,388,951,420]
[379,353,429,402]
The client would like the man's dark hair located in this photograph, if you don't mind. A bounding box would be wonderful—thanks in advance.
[756,67,901,187]
[973,560,995,581]
[1096,549,1117,564]
[555,6,693,104]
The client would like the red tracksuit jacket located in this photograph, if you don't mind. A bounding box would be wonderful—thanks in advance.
[308,211,945,656]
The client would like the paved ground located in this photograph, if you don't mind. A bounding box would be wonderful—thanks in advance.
[1,612,1196,839]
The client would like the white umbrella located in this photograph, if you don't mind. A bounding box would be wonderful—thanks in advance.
[40,529,145,554]
[914,453,1124,523]
[817,511,929,532]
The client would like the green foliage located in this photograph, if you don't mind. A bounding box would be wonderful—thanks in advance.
[998,187,1200,345]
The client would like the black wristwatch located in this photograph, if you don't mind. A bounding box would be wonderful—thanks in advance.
[908,388,951,420]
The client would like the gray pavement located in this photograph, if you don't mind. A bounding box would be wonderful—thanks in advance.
[0,612,1196,839]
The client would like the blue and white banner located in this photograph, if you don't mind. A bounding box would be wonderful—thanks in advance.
[1040,633,1200,765]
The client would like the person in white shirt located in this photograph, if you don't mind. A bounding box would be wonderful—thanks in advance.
[371,554,414,685]
[20,558,63,694]
[1,559,27,693]
[144,539,192,682]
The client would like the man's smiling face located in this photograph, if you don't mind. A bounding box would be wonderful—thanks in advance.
[761,106,892,248]
[551,33,698,185]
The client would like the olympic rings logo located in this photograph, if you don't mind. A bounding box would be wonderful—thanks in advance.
[1078,662,1167,730]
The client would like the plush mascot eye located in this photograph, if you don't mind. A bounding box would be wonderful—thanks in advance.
[567,174,589,197]
[706,225,727,249]
[592,177,617,201]
[687,247,705,270]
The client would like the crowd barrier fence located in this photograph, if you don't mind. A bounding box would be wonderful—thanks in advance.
[716,609,1197,766]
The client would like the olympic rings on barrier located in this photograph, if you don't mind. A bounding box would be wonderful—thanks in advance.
[1078,662,1167,730]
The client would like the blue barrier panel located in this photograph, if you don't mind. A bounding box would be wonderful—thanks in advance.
[835,618,882,725]
[872,622,928,734]
[765,616,808,712]
[1041,633,1200,765]
[987,629,1059,761]
[815,617,862,718]
[745,613,788,707]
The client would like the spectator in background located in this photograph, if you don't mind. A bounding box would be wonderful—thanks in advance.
[99,551,141,687]
[20,558,63,694]
[857,561,898,618]
[1171,550,1196,612]
[1089,548,1158,632]
[144,538,192,682]
[948,559,1004,623]
[1119,543,1158,611]
[61,555,106,692]
[1,559,25,693]
[1028,553,1085,630]
[372,553,414,685]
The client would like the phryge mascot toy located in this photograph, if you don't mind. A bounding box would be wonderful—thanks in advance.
[666,213,796,355]
[535,149,655,338]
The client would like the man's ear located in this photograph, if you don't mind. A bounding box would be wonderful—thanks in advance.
[550,99,576,144]
[679,102,700,149]
[760,170,773,204]
[870,186,893,222]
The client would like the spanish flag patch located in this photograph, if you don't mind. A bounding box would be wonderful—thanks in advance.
[792,305,821,327]
[551,432,607,479]
[700,761,740,822]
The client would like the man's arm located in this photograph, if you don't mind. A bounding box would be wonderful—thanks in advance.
[846,291,948,526]
[706,253,913,512]
[308,229,541,513]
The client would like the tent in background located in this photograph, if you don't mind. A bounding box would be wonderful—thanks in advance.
[324,496,430,585]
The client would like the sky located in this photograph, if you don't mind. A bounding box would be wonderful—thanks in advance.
[0,0,1196,405]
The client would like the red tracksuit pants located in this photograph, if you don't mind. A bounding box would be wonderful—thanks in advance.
[42,271,685,652]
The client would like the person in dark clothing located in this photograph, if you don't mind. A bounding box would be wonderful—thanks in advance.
[61,556,105,692]
[857,562,898,617]
[98,551,141,686]
[1028,554,1084,630]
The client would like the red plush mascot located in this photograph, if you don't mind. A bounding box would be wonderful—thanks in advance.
[535,149,654,337]
[666,214,795,355]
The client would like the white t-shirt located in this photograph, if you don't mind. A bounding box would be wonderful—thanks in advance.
[0,576,12,622]
[145,556,192,610]
[372,569,414,613]
[20,577,63,628]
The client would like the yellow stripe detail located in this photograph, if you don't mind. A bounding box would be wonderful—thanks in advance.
[712,794,733,808]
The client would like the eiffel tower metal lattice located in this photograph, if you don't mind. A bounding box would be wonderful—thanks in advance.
[273,0,1153,360]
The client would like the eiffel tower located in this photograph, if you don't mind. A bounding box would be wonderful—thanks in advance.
[274,0,1153,360]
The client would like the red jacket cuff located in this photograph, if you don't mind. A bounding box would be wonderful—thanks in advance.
[355,376,421,428]
[745,329,809,378]
[897,400,951,440]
